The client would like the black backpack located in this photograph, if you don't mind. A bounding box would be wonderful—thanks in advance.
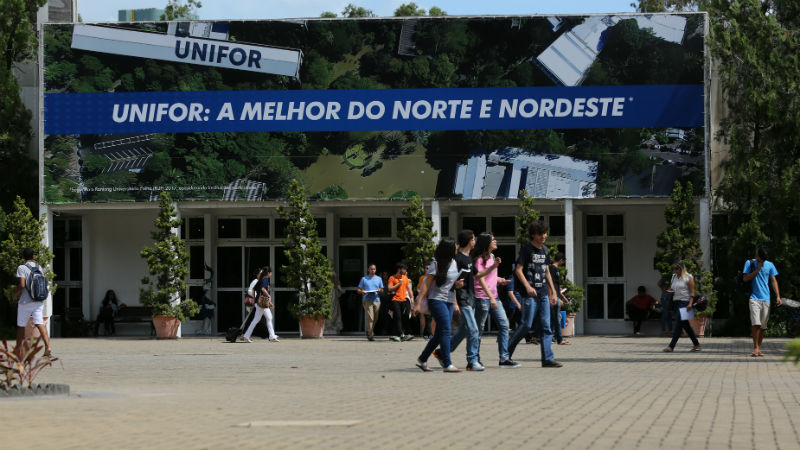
[26,263,49,302]
[736,259,754,297]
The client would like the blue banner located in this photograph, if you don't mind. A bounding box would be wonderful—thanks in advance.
[44,85,703,135]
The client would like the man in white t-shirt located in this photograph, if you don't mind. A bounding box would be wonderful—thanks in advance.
[14,248,54,359]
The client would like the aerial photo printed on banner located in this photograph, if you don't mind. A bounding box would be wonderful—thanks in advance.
[42,14,705,203]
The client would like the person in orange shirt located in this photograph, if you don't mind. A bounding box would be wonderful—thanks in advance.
[388,263,415,342]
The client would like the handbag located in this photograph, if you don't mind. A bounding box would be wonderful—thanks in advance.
[418,296,429,315]
[257,295,271,309]
[244,295,255,307]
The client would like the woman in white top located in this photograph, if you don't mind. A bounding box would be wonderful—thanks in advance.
[663,261,701,352]
[241,266,279,343]
[413,237,464,372]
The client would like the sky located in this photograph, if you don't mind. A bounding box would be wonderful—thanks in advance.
[76,0,638,22]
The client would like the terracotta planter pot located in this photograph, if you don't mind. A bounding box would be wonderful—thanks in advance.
[152,315,180,339]
[299,316,325,339]
[562,313,577,337]
[689,316,706,337]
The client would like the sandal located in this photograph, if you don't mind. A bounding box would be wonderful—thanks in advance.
[43,352,55,359]
[558,341,572,345]
[662,346,674,353]
[415,359,433,372]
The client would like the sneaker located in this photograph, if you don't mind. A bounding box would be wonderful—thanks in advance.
[663,346,674,352]
[416,359,433,372]
[401,334,414,342]
[499,359,521,368]
[432,349,446,368]
[466,361,485,371]
[443,364,462,373]
[238,336,252,343]
[367,336,375,342]
[390,336,401,342]
[691,345,702,352]
[634,331,642,336]
[542,360,563,368]
[269,337,280,342]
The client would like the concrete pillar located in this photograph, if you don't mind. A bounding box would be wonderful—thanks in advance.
[699,198,711,269]
[172,202,182,338]
[41,204,53,335]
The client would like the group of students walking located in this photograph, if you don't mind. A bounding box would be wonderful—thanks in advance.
[413,221,564,372]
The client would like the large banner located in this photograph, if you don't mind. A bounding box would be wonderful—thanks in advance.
[42,14,706,203]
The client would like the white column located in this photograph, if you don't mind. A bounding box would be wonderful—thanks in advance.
[564,200,575,281]
[41,205,53,335]
[172,202,182,338]
[204,213,213,331]
[430,200,441,243]
[699,198,711,269]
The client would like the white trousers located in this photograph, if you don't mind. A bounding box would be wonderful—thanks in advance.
[243,304,277,339]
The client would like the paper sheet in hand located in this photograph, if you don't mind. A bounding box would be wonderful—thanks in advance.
[679,307,694,321]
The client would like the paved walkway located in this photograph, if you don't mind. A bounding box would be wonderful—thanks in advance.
[3,335,800,449]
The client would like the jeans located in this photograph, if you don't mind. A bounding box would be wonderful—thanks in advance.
[534,300,564,343]
[508,295,554,363]
[473,298,511,361]
[668,300,699,348]
[419,300,454,367]
[449,304,480,364]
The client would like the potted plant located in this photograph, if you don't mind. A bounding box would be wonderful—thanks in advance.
[139,192,198,339]
[278,180,334,338]
[653,181,718,337]
[548,240,584,337]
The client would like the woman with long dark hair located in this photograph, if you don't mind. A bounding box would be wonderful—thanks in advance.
[471,232,518,368]
[413,238,463,372]
[94,290,121,336]
[240,266,279,343]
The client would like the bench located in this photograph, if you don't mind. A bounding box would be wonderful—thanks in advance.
[114,306,155,336]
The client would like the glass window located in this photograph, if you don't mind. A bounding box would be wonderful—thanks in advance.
[587,284,604,319]
[216,291,243,333]
[495,245,517,279]
[218,218,241,239]
[53,247,65,281]
[188,217,204,240]
[216,247,242,288]
[549,215,565,236]
[180,220,186,240]
[68,287,82,308]
[275,219,288,239]
[607,243,624,277]
[190,246,205,280]
[246,219,269,239]
[53,288,66,317]
[462,217,486,234]
[491,217,515,237]
[274,246,289,287]
[316,217,327,238]
[188,286,205,320]
[68,219,82,241]
[440,216,449,237]
[396,218,408,235]
[69,248,82,281]
[340,218,363,238]
[587,243,604,278]
[368,218,392,238]
[54,219,66,247]
[586,215,604,237]
[245,247,269,283]
[607,284,625,319]
[338,246,364,287]
[606,214,624,236]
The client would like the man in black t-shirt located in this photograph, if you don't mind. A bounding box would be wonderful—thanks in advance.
[508,221,562,368]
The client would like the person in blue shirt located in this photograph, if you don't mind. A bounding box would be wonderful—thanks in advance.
[357,264,384,341]
[742,246,782,357]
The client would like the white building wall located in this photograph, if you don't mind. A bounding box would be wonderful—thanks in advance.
[84,209,156,319]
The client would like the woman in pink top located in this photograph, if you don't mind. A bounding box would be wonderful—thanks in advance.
[471,233,519,368]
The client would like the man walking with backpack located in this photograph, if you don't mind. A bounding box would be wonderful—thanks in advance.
[742,246,782,357]
[14,248,54,359]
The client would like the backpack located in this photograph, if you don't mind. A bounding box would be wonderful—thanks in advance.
[736,259,754,297]
[26,263,49,302]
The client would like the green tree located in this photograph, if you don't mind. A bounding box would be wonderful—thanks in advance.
[341,4,375,18]
[0,0,46,210]
[632,0,697,12]
[547,241,585,314]
[515,190,540,246]
[398,196,437,283]
[278,180,334,319]
[653,181,717,317]
[139,192,198,322]
[160,0,202,20]
[394,2,426,16]
[0,196,55,304]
